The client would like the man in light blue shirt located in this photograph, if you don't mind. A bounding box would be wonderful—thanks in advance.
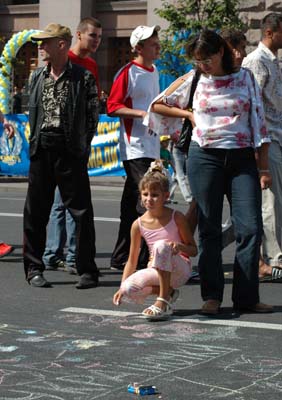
[243,12,282,282]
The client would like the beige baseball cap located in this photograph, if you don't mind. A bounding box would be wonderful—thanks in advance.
[31,23,72,41]
[130,25,160,49]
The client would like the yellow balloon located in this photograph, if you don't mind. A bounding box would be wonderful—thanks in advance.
[0,29,40,112]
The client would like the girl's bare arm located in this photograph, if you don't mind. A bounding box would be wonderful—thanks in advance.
[173,211,198,257]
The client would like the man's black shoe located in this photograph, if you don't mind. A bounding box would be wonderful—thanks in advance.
[29,274,51,288]
[76,273,98,289]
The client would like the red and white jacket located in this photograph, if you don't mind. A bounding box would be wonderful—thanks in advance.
[107,61,160,161]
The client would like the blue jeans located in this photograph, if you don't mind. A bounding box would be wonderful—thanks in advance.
[188,142,262,307]
[43,186,76,267]
[171,146,193,203]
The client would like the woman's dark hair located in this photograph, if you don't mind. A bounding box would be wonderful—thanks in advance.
[186,29,236,74]
[220,28,247,49]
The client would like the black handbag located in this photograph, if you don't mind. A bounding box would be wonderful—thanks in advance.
[174,70,200,153]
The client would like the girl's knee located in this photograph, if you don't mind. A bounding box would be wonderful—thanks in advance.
[120,280,142,297]
[120,273,154,304]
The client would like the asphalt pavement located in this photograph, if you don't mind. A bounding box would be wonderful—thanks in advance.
[0,178,281,400]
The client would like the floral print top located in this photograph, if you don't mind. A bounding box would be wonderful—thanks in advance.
[146,68,270,149]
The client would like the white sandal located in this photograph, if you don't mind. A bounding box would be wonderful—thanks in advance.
[142,297,173,321]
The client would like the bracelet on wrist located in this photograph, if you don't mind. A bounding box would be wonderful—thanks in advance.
[259,169,270,173]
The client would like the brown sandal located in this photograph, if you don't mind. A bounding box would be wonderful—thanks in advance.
[201,299,221,315]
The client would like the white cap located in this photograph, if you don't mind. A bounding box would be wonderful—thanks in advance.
[130,25,160,49]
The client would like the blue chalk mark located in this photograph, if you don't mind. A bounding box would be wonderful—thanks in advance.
[21,330,37,334]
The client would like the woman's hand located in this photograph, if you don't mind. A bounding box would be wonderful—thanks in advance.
[186,109,195,127]
[257,144,271,190]
[169,241,181,255]
[113,289,123,306]
[259,170,272,190]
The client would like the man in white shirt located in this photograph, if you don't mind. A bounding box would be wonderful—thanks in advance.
[243,13,282,282]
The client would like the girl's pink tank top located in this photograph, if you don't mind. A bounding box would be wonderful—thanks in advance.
[137,210,182,254]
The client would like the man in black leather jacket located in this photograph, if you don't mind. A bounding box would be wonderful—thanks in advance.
[24,23,100,288]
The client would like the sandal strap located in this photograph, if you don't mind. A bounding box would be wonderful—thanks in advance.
[157,297,172,308]
[142,304,163,316]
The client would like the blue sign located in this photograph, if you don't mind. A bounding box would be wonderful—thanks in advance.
[0,114,126,177]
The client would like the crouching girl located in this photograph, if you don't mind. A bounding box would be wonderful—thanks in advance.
[113,161,197,321]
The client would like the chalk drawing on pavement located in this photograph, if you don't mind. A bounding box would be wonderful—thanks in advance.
[0,309,281,400]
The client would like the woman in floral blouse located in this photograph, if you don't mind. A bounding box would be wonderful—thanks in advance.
[148,29,273,315]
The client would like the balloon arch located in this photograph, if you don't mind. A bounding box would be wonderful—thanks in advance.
[0,29,39,114]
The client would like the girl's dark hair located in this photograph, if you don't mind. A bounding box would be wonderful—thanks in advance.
[186,29,236,74]
[139,170,169,193]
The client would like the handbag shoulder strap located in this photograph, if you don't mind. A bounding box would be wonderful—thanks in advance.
[187,69,201,109]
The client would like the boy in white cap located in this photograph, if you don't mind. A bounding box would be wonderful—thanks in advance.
[107,25,161,271]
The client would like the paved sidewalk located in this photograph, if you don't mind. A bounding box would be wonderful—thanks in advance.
[0,175,125,192]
